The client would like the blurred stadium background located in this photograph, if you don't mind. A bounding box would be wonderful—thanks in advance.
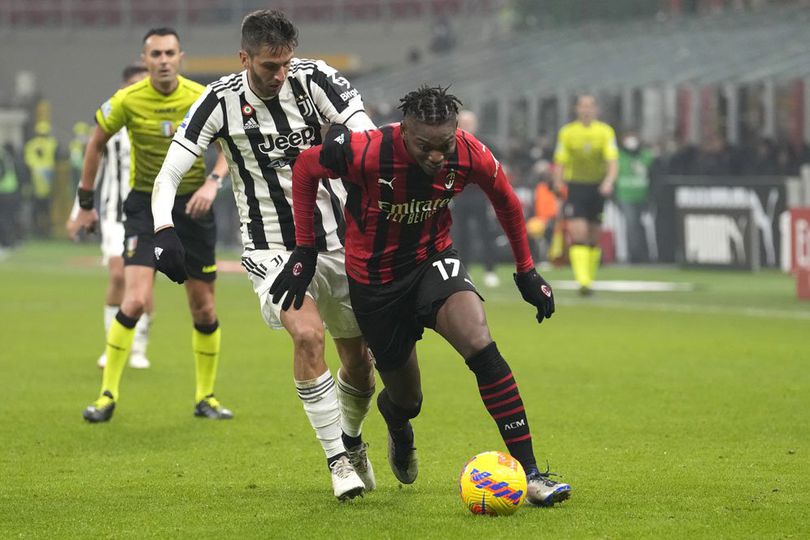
[1,2,809,537]
[2,0,810,281]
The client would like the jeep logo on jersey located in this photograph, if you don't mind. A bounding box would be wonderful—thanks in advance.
[258,126,317,155]
[296,94,316,117]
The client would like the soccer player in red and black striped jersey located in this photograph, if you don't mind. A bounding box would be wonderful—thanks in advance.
[270,86,571,506]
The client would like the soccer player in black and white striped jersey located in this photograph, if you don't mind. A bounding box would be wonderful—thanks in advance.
[67,65,155,371]
[150,10,376,501]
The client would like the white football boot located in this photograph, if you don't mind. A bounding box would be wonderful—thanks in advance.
[127,353,151,369]
[330,455,365,501]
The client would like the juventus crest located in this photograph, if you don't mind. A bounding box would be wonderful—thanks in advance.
[296,94,316,117]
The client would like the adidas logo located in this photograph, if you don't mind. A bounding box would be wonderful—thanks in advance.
[243,117,260,130]
[334,133,345,144]
[154,247,163,260]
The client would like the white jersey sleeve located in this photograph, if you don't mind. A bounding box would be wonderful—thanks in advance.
[295,59,369,127]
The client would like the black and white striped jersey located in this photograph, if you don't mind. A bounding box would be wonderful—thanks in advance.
[96,129,130,224]
[171,59,371,252]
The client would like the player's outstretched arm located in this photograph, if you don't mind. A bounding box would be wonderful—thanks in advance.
[477,152,554,324]
[150,142,199,284]
[269,146,339,311]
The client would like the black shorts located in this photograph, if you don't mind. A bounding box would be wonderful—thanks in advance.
[563,182,605,223]
[122,190,217,281]
[348,247,483,372]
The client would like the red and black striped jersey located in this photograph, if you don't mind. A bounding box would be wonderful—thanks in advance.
[293,123,534,284]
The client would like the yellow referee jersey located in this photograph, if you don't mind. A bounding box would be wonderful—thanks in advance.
[553,120,618,183]
[95,75,206,195]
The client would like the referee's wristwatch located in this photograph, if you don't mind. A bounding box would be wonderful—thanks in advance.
[207,173,223,189]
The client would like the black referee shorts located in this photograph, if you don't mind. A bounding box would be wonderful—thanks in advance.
[348,247,482,372]
[563,182,605,223]
[122,190,217,281]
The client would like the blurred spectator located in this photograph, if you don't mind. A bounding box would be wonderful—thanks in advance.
[616,131,654,262]
[68,121,91,190]
[407,47,422,64]
[526,160,560,263]
[666,139,698,175]
[23,121,58,238]
[451,110,501,287]
[429,14,457,54]
[694,133,732,175]
[0,143,23,249]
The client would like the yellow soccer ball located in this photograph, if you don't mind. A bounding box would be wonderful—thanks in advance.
[458,451,527,516]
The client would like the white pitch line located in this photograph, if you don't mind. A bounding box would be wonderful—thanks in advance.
[552,280,696,292]
[558,297,810,321]
[481,286,810,320]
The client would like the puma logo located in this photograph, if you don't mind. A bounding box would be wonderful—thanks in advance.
[378,177,394,189]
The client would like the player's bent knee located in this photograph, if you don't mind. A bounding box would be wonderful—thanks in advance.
[378,388,422,420]
[120,298,147,319]
[291,325,325,353]
[465,341,509,378]
[465,331,494,357]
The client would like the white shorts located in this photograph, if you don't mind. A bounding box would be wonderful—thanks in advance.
[241,248,361,339]
[100,219,125,265]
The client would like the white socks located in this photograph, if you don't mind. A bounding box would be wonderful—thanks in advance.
[103,305,118,335]
[336,371,374,439]
[296,370,344,459]
[131,312,151,357]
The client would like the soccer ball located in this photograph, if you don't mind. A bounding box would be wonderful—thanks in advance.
[458,451,527,516]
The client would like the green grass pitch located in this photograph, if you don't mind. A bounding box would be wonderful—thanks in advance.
[1,242,808,538]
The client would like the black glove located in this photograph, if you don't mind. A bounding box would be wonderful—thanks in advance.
[269,246,318,311]
[319,124,352,176]
[154,227,188,284]
[514,269,555,324]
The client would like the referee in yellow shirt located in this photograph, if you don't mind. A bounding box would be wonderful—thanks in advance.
[74,28,232,422]
[553,95,618,296]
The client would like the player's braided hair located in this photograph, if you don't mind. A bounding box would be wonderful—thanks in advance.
[241,9,299,56]
[398,85,463,125]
